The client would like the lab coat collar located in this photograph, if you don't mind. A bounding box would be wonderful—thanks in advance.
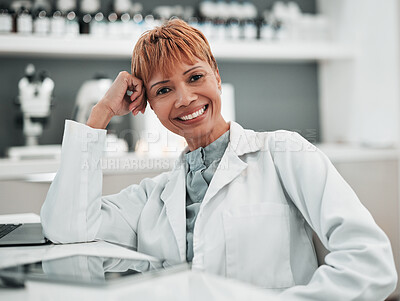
[160,121,262,262]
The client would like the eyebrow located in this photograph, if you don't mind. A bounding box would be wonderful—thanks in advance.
[150,80,169,90]
[183,66,201,75]
[150,66,202,90]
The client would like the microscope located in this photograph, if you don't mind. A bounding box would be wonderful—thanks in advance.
[18,64,54,146]
[8,64,60,160]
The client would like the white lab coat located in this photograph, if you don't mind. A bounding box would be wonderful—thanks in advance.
[41,120,397,300]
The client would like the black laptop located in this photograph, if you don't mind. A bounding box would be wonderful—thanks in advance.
[0,223,48,246]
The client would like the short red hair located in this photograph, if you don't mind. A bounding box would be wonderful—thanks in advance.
[131,19,218,87]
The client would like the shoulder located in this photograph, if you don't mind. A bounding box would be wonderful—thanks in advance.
[234,126,327,173]
[230,121,316,155]
[255,130,317,154]
[229,122,319,160]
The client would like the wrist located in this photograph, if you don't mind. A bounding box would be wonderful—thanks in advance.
[86,103,113,129]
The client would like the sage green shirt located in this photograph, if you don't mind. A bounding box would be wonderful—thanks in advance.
[185,130,230,262]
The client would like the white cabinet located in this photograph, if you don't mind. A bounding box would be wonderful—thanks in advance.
[318,0,400,147]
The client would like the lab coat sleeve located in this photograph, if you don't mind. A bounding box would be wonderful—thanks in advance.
[271,131,397,301]
[40,120,150,247]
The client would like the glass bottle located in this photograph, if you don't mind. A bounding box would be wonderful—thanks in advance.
[16,6,33,34]
[32,0,52,36]
[0,5,13,33]
[50,10,64,36]
[79,0,100,34]
[56,0,79,37]
[65,10,79,36]
[114,0,132,37]
[90,12,107,37]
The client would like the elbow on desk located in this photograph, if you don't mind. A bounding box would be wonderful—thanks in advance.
[40,210,76,244]
[40,200,93,244]
[40,217,96,244]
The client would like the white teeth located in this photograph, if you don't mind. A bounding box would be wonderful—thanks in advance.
[179,106,206,121]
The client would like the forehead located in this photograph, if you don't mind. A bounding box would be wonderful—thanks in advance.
[147,59,211,86]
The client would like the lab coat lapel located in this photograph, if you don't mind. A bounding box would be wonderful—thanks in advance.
[203,147,247,204]
[160,152,188,262]
[203,122,262,204]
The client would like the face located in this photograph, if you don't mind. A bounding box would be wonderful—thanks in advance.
[146,59,227,149]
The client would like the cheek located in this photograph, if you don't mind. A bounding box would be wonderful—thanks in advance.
[150,102,171,122]
[210,90,222,107]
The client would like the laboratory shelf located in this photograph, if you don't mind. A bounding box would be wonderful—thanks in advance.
[0,34,355,62]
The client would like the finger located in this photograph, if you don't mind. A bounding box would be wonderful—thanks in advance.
[129,98,145,114]
[124,95,136,111]
[130,88,143,102]
[121,72,142,99]
[132,101,144,116]
[127,75,143,94]
[135,97,147,114]
[128,81,145,103]
[130,88,143,105]
[128,96,140,111]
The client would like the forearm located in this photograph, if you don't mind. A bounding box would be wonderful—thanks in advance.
[40,120,106,243]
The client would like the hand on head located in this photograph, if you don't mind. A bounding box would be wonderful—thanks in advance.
[102,71,146,117]
[86,71,146,129]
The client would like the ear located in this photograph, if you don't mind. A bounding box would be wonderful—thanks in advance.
[214,67,222,91]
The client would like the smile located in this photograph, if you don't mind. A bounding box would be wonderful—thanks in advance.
[178,105,207,121]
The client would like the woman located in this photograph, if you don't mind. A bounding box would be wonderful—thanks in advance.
[41,19,397,300]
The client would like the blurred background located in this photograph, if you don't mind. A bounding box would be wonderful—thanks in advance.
[0,0,399,298]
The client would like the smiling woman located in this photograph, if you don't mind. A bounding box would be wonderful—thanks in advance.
[40,19,397,301]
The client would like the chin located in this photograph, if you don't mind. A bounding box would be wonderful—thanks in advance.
[182,126,212,141]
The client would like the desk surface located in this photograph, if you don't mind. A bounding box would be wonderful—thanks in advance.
[0,242,279,301]
[0,214,279,301]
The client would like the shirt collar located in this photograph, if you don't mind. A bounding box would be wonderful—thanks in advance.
[174,121,262,176]
[184,129,230,170]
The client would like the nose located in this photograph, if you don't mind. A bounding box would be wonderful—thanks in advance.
[174,84,197,108]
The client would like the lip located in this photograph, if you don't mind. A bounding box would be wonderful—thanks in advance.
[175,105,207,119]
[174,104,209,125]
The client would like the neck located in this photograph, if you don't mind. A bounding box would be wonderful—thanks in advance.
[185,118,230,151]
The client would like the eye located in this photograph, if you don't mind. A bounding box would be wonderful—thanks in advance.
[190,74,203,82]
[156,87,170,95]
